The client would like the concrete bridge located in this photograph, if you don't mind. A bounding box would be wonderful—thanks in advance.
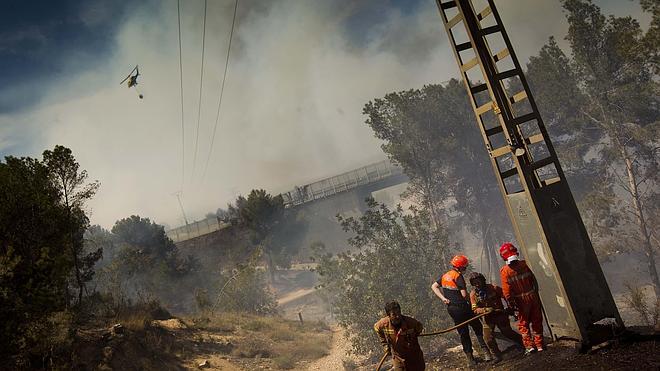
[166,159,409,251]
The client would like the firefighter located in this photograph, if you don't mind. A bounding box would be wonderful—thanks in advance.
[499,242,544,355]
[468,272,524,363]
[374,301,425,371]
[432,255,490,366]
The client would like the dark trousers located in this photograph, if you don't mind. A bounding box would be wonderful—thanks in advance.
[447,303,484,354]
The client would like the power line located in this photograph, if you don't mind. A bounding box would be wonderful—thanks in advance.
[173,191,190,226]
[191,0,208,180]
[202,0,239,181]
[177,0,185,190]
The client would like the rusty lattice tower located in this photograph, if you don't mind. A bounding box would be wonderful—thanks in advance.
[435,0,622,344]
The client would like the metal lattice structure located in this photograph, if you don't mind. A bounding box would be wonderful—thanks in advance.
[436,0,622,343]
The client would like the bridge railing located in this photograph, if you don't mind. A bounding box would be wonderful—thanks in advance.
[281,160,403,207]
[167,160,404,244]
[166,217,230,243]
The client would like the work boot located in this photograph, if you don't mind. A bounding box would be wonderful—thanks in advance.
[477,341,492,361]
[465,352,477,367]
[492,349,503,363]
[481,348,494,361]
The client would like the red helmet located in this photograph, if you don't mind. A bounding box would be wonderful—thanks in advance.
[451,255,469,268]
[499,242,518,261]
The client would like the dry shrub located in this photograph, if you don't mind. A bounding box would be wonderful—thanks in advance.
[141,326,177,355]
[273,354,296,369]
[294,339,329,359]
[118,312,150,331]
[269,327,296,341]
[231,337,273,358]
[191,312,331,367]
[243,318,270,332]
[269,320,331,364]
[191,313,237,332]
[113,298,171,331]
[302,319,331,332]
[101,326,181,371]
[623,283,659,327]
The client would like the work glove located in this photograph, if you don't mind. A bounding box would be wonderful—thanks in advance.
[475,307,493,314]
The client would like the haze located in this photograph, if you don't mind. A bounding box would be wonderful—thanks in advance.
[0,0,647,229]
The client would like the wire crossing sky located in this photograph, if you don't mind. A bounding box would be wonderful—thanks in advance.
[191,0,208,183]
[0,0,649,228]
[202,0,240,184]
[177,0,186,191]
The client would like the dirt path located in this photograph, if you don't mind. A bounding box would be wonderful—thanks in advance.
[307,327,353,370]
[277,288,316,306]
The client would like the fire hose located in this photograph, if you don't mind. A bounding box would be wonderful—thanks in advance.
[375,310,495,371]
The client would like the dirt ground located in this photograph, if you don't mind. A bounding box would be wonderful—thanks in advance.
[306,327,355,370]
[71,266,659,370]
[422,335,660,371]
[72,313,658,371]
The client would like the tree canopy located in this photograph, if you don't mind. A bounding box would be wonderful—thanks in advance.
[526,0,659,295]
[313,199,453,355]
[0,146,100,366]
[363,81,510,279]
[228,189,306,279]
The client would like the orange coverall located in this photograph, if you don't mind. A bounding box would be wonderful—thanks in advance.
[500,260,544,350]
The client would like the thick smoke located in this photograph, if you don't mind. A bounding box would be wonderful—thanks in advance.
[0,0,647,229]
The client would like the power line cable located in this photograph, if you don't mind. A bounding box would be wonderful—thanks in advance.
[177,0,186,190]
[191,0,208,180]
[202,0,239,181]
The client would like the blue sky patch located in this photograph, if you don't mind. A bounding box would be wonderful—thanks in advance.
[0,0,132,113]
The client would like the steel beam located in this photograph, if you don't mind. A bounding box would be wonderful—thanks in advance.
[435,0,622,344]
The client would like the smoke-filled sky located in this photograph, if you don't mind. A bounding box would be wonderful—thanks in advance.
[0,0,649,229]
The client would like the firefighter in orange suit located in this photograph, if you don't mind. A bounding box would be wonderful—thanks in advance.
[499,242,544,355]
[374,301,425,371]
[468,272,524,363]
[432,255,490,366]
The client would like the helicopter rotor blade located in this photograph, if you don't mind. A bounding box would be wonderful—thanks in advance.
[119,65,140,85]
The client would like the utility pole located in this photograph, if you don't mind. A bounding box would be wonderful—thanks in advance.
[435,0,622,346]
[174,191,190,226]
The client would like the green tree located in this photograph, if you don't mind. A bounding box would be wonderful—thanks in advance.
[43,145,101,305]
[639,0,659,74]
[85,225,117,268]
[363,82,509,278]
[229,189,303,281]
[313,199,452,355]
[526,0,660,296]
[109,215,197,299]
[212,261,277,315]
[0,156,69,363]
[0,146,98,366]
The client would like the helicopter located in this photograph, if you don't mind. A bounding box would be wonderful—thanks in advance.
[120,65,143,99]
